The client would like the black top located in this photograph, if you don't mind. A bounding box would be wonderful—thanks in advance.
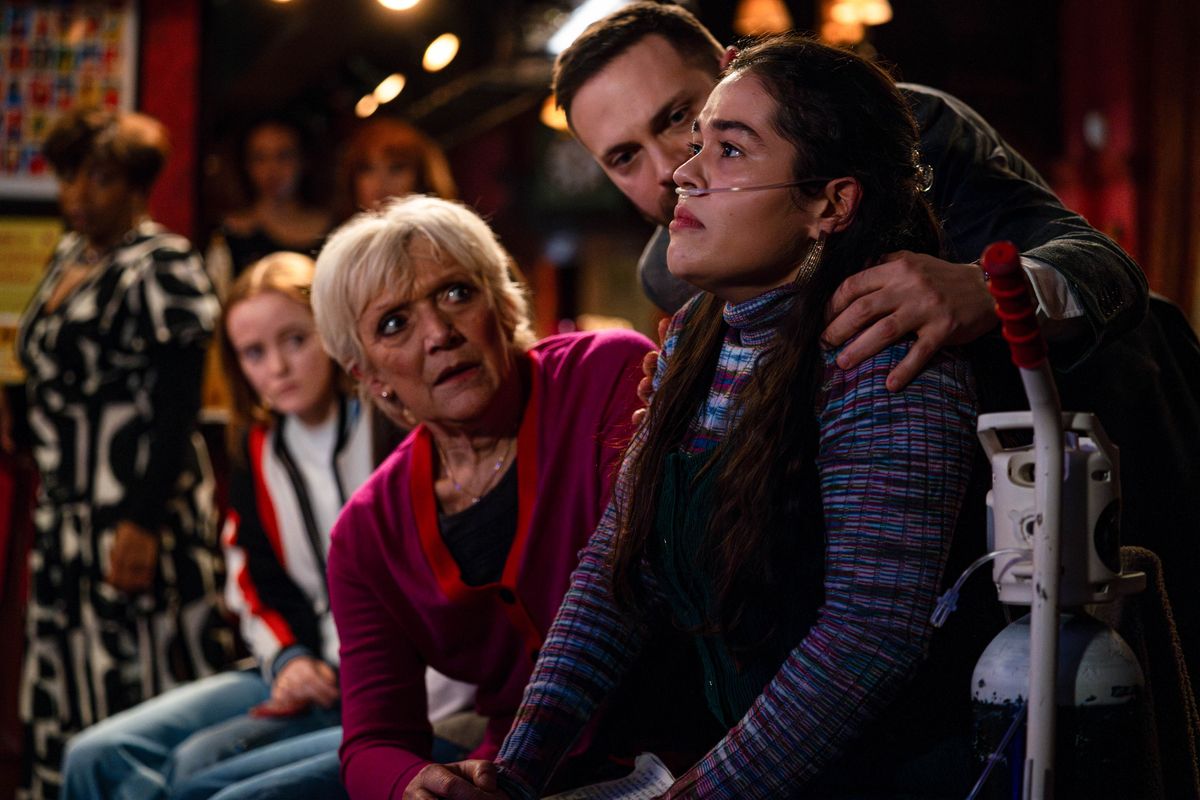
[223,225,326,277]
[439,460,519,586]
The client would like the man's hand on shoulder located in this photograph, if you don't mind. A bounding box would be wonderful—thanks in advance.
[822,250,998,390]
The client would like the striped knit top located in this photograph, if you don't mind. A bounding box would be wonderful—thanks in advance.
[495,283,977,798]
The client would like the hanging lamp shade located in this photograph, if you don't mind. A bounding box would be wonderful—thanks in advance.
[733,0,794,36]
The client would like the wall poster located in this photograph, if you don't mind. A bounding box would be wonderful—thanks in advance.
[1,1,139,200]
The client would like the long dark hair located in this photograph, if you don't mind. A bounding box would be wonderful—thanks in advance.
[611,34,943,650]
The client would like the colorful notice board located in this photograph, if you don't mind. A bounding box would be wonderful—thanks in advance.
[1,2,138,200]
[0,216,60,382]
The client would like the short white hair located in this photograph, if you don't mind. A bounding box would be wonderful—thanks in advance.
[312,195,534,374]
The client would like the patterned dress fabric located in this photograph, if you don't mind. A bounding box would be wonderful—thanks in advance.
[16,221,232,799]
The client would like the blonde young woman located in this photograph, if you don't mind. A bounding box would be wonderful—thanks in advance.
[312,196,663,800]
[61,252,471,800]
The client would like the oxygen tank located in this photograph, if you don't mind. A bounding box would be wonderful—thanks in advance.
[971,613,1155,798]
[963,242,1155,800]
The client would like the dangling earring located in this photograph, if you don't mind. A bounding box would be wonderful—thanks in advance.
[796,231,826,284]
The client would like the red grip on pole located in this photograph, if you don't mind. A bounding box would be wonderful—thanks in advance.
[982,241,1047,369]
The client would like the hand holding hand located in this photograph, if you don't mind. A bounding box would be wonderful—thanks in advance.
[271,655,340,711]
[823,251,998,391]
[403,760,505,799]
[106,520,159,593]
[633,317,670,426]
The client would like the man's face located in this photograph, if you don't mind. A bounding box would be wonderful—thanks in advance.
[569,34,718,226]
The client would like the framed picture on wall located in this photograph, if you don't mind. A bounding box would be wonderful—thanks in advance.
[0,215,61,382]
[0,1,139,200]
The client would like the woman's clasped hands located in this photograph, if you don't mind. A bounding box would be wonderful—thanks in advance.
[404,761,505,800]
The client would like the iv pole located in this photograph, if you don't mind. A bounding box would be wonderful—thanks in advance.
[981,241,1061,799]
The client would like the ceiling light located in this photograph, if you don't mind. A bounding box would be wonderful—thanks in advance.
[822,0,890,42]
[423,33,460,72]
[355,94,380,118]
[821,18,865,43]
[829,0,860,25]
[378,0,420,10]
[547,0,631,55]
[828,0,892,27]
[373,73,406,104]
[540,94,569,131]
[858,0,893,25]
[733,0,794,36]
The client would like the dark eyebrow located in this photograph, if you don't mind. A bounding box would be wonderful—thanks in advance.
[601,91,693,162]
[650,91,692,134]
[600,139,636,164]
[710,118,763,143]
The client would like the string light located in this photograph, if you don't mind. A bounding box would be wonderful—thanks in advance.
[374,73,406,104]
[547,0,628,54]
[858,0,893,25]
[355,94,380,118]
[821,0,892,44]
[733,0,793,36]
[540,94,569,131]
[828,0,893,27]
[423,33,460,72]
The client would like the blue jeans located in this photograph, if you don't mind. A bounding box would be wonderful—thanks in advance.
[61,668,340,800]
[172,727,344,800]
[173,726,473,800]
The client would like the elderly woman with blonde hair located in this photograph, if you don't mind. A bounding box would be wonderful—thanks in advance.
[58,251,472,800]
[312,195,660,800]
[132,196,653,800]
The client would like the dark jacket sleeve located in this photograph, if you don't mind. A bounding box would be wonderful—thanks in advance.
[119,244,215,532]
[120,343,206,532]
[227,444,325,671]
[904,83,1148,369]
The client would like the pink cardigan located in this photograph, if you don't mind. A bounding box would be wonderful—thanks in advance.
[328,331,652,800]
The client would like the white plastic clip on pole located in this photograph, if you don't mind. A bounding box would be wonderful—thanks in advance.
[982,241,1062,800]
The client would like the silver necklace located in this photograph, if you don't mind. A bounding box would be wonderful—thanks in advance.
[436,437,514,505]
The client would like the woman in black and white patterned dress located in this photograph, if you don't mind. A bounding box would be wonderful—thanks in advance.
[16,108,233,799]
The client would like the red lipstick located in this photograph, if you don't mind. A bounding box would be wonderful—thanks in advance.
[670,205,703,231]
